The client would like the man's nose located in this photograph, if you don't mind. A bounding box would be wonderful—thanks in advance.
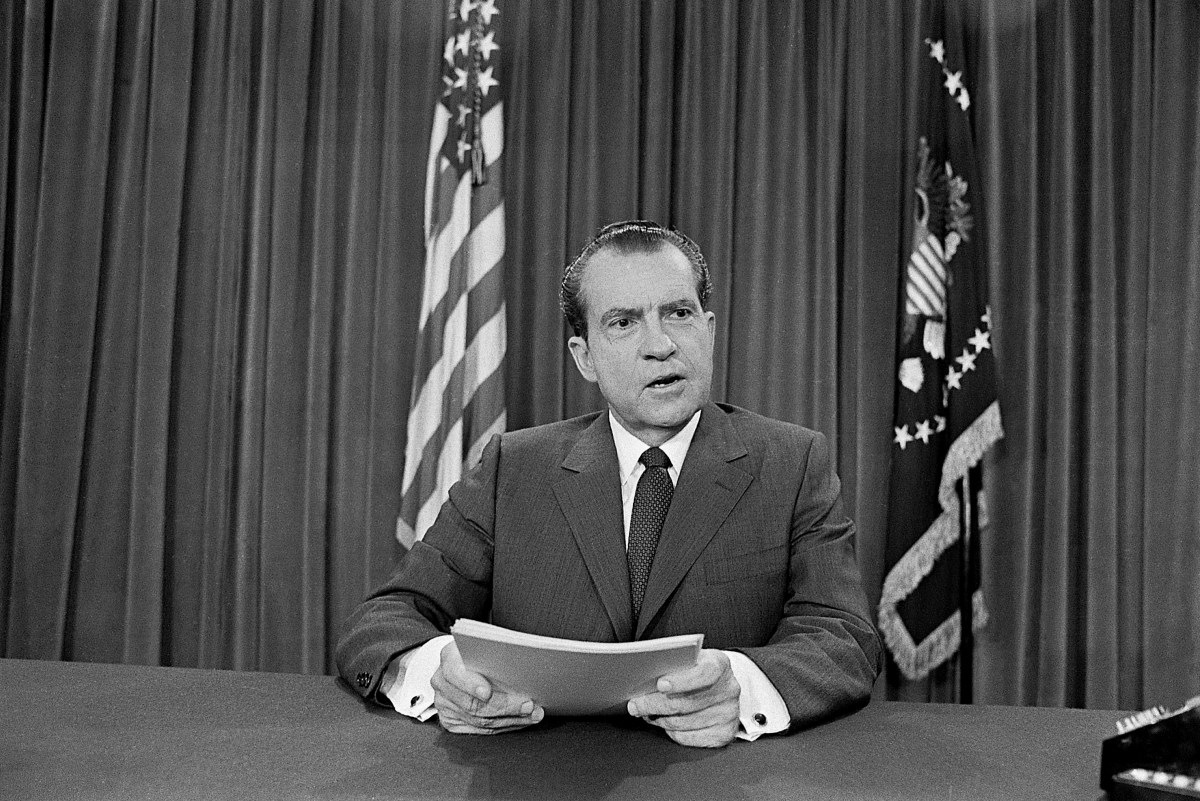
[640,322,677,359]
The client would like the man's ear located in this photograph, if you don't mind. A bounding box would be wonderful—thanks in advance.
[567,335,598,384]
[705,310,716,340]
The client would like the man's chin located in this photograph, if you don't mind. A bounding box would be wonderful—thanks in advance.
[642,401,704,431]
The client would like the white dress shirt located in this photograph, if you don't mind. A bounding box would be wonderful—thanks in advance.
[382,409,789,740]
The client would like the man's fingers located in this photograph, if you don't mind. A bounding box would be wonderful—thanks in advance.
[432,674,538,720]
[431,640,544,732]
[431,666,493,713]
[660,705,737,733]
[438,705,545,734]
[434,643,493,701]
[627,649,740,748]
[656,649,731,694]
[666,725,738,748]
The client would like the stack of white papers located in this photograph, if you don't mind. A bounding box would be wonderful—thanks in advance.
[450,619,703,716]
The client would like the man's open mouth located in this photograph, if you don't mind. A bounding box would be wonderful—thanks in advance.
[647,375,683,389]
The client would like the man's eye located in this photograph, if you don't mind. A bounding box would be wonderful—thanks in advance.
[670,308,694,319]
[610,318,631,329]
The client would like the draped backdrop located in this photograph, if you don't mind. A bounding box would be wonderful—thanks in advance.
[1,1,1196,710]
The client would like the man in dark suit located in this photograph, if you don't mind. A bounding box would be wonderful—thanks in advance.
[337,220,880,748]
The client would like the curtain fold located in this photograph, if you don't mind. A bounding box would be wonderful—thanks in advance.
[1,0,1197,710]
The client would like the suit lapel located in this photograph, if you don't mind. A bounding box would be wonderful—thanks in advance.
[552,413,634,641]
[636,404,752,639]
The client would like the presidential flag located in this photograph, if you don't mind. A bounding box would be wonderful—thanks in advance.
[397,0,507,548]
[878,3,1004,682]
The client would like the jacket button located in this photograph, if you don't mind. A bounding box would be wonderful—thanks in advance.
[357,672,372,688]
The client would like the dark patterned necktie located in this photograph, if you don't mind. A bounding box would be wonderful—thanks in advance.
[628,446,673,620]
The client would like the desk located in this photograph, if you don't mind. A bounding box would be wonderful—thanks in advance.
[1,658,1118,800]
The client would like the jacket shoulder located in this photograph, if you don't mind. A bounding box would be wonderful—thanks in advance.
[712,402,825,452]
[495,411,604,457]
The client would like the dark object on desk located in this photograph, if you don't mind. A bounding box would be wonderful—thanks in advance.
[1110,768,1200,800]
[1101,696,1200,798]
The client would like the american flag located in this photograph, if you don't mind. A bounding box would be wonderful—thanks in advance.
[397,0,506,548]
[878,0,1003,683]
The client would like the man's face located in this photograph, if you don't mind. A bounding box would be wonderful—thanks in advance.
[567,244,716,446]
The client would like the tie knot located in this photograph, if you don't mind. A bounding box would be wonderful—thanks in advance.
[639,446,671,470]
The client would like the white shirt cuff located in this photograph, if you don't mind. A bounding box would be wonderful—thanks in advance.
[381,634,452,722]
[724,650,790,741]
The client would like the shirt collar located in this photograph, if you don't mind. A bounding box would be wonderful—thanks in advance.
[609,409,703,484]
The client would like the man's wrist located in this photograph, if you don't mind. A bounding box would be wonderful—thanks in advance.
[724,650,789,741]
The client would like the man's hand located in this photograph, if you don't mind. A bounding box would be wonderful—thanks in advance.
[430,641,545,734]
[626,648,740,748]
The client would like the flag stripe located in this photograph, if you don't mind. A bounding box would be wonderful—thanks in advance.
[407,208,505,406]
[402,364,506,534]
[424,105,450,240]
[421,162,505,329]
[425,104,504,250]
[402,245,506,492]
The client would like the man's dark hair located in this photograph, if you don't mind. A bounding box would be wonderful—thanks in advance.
[559,220,712,338]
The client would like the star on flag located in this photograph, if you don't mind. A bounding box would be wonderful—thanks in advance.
[476,0,499,24]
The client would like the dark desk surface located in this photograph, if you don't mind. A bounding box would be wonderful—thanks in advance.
[1,657,1119,800]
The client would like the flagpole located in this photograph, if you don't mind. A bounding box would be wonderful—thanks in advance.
[958,472,974,704]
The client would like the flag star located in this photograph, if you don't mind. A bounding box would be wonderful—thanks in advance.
[969,328,991,352]
[441,74,455,98]
[453,67,468,89]
[477,29,499,60]
[946,367,963,389]
[456,137,472,162]
[982,306,992,327]
[476,64,498,96]
[935,414,947,432]
[457,104,472,125]
[914,420,934,443]
[459,0,475,22]
[477,0,499,24]
[443,36,456,65]
[956,350,977,372]
[455,29,471,57]
[957,88,971,111]
[894,425,914,450]
[927,39,945,63]
[944,69,963,95]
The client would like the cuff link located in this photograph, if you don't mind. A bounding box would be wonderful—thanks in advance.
[753,712,767,726]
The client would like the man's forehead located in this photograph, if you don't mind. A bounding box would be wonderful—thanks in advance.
[584,247,698,310]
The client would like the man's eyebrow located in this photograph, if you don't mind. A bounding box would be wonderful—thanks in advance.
[661,297,701,311]
[598,306,644,325]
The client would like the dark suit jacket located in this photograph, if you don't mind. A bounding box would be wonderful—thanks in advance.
[337,402,881,729]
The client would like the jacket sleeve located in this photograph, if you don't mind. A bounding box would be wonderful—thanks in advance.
[334,435,502,703]
[729,430,882,730]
